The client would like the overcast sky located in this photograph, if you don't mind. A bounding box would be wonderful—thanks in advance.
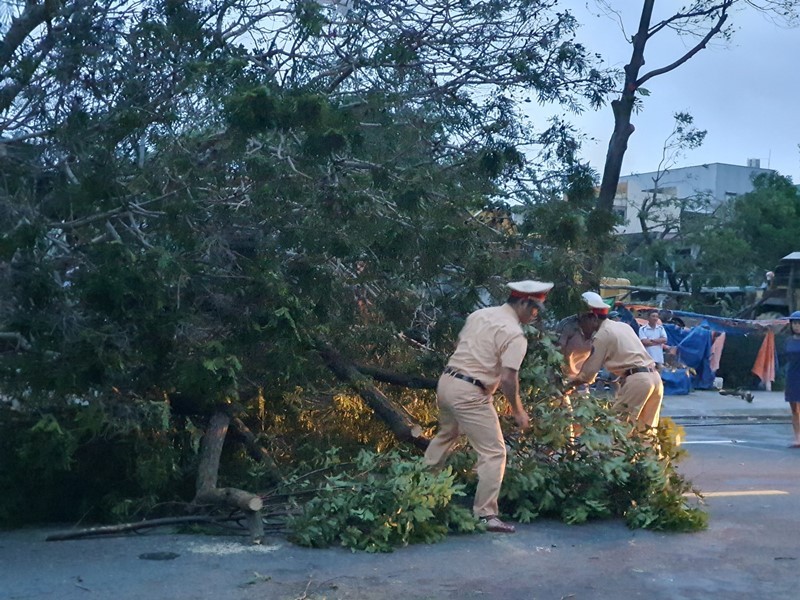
[548,2,800,182]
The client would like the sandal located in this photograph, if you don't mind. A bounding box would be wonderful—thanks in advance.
[479,515,516,533]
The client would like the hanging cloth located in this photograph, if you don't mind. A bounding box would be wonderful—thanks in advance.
[751,330,776,390]
[709,332,726,373]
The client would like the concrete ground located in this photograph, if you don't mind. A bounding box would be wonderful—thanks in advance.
[661,387,790,420]
[1,389,797,600]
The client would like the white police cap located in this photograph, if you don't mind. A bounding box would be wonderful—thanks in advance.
[581,291,609,310]
[507,280,554,301]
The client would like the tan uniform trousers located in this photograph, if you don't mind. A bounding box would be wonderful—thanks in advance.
[615,371,664,430]
[424,374,506,518]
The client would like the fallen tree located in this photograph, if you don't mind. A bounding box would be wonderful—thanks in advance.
[193,411,265,543]
[318,343,429,449]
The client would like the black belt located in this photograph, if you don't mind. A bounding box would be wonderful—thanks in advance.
[623,366,657,377]
[443,367,486,390]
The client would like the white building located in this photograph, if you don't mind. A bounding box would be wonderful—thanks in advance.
[613,160,774,235]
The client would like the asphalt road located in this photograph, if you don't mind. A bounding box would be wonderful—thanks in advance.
[2,419,798,600]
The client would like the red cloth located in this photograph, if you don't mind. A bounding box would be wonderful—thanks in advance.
[751,330,776,385]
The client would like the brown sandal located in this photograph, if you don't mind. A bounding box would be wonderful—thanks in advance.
[479,515,516,533]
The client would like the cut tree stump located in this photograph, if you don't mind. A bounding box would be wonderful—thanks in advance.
[194,410,264,543]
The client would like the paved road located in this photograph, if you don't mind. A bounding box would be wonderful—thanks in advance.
[2,394,798,600]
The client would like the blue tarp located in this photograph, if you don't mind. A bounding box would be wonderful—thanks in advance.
[670,310,787,335]
[661,367,692,395]
[664,323,715,391]
[620,304,788,395]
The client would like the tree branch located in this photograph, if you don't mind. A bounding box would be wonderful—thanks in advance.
[354,364,438,389]
[0,2,49,73]
[636,12,730,88]
[317,342,429,449]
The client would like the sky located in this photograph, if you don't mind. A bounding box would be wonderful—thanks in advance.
[545,2,800,182]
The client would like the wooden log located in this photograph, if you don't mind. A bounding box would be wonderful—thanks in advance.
[194,487,264,512]
[194,410,264,543]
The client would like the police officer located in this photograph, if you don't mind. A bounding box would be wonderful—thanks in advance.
[568,292,664,431]
[555,312,595,381]
[424,280,554,533]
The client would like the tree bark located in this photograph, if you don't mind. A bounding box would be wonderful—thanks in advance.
[195,411,229,492]
[194,410,264,543]
[317,343,429,450]
[194,487,264,512]
[354,364,438,389]
[596,0,654,216]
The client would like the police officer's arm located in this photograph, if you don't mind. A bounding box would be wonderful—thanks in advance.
[571,335,609,386]
[500,367,529,429]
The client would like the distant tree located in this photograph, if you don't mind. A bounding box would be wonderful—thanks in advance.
[618,112,708,291]
[688,172,800,288]
[590,0,799,280]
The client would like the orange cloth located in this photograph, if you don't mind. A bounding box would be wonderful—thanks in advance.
[709,332,726,373]
[751,330,776,385]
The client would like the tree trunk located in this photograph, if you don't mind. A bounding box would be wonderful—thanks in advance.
[317,343,429,450]
[194,410,264,543]
[597,0,655,215]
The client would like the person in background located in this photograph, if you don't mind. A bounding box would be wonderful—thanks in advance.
[568,293,664,431]
[639,311,669,368]
[555,309,597,437]
[784,311,800,448]
[555,312,595,383]
[424,280,554,533]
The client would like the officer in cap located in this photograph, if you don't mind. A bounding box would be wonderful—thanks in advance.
[425,279,554,533]
[567,291,664,431]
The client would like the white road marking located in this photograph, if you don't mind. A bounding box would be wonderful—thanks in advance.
[694,490,789,497]
[681,440,747,444]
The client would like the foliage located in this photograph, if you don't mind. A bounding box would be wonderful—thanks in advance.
[685,172,800,290]
[0,400,197,526]
[0,0,611,414]
[497,395,707,532]
[496,331,707,532]
[0,1,705,544]
[288,449,476,552]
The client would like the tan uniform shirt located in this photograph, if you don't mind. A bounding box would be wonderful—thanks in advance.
[556,315,593,378]
[447,304,527,394]
[577,319,654,381]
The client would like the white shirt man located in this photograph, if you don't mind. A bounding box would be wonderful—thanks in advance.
[639,311,668,365]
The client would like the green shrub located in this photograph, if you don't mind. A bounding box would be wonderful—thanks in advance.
[288,449,476,552]
[497,393,707,532]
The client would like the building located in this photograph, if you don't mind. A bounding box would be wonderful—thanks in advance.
[613,160,774,235]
